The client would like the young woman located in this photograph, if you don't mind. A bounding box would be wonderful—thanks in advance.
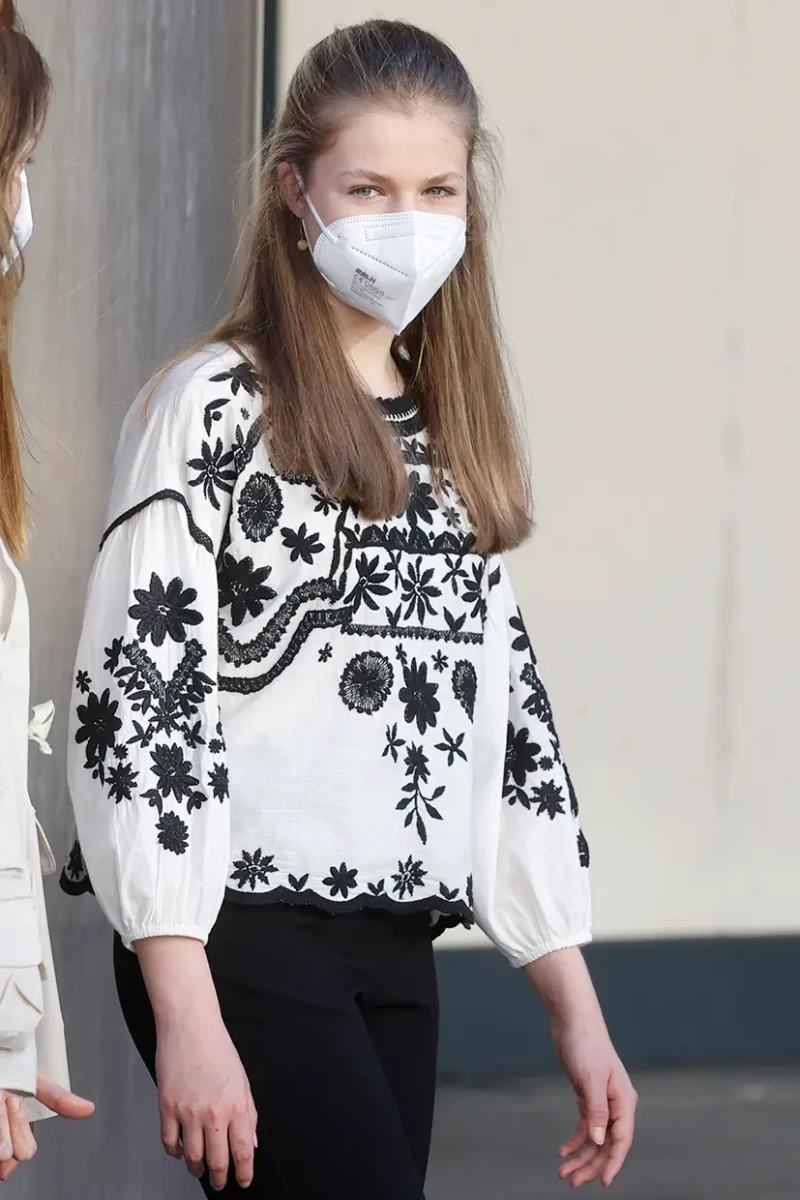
[66,19,636,1198]
[0,0,94,1183]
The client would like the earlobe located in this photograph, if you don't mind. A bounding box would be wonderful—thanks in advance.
[276,162,306,220]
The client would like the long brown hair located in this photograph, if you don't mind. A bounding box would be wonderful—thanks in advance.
[0,0,50,559]
[203,19,531,554]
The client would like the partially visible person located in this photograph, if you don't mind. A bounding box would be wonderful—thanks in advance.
[0,0,94,1182]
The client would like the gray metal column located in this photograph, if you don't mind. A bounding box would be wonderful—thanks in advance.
[11,3,261,1196]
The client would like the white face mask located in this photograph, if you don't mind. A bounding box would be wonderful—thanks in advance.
[297,172,466,336]
[2,169,33,276]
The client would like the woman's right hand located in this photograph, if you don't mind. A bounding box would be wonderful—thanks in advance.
[156,1011,258,1191]
[133,935,257,1193]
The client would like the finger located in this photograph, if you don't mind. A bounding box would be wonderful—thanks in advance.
[160,1108,183,1160]
[248,1091,259,1150]
[204,1115,231,1193]
[5,1098,36,1164]
[559,1141,600,1181]
[558,1118,588,1160]
[582,1074,611,1147]
[35,1077,95,1120]
[0,1098,12,1162]
[181,1119,206,1179]
[568,1144,612,1189]
[230,1113,255,1189]
[0,1157,19,1182]
[601,1111,636,1187]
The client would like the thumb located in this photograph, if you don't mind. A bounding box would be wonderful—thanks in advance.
[35,1075,95,1121]
[582,1075,610,1146]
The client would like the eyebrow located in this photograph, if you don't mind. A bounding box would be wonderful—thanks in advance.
[337,169,465,186]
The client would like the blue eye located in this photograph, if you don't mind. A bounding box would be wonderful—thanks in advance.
[352,186,378,199]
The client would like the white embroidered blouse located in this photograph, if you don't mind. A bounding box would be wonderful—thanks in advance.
[64,345,591,967]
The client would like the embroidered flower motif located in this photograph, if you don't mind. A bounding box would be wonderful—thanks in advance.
[187,437,237,510]
[461,562,487,622]
[313,489,339,516]
[399,659,440,734]
[107,760,138,803]
[451,660,477,722]
[339,652,394,715]
[150,743,200,804]
[578,830,590,868]
[157,811,189,855]
[397,744,443,845]
[208,737,224,755]
[432,650,449,673]
[318,644,333,663]
[231,848,278,890]
[238,472,283,542]
[281,522,324,564]
[401,558,442,624]
[392,856,427,899]
[75,670,91,695]
[104,638,124,672]
[509,611,531,653]
[504,724,543,793]
[442,555,468,596]
[324,862,358,899]
[344,553,392,613]
[128,573,202,647]
[113,744,129,760]
[406,471,437,527]
[218,553,276,627]
[383,722,406,764]
[208,762,229,802]
[210,362,259,397]
[533,779,566,820]
[75,688,122,767]
[435,729,467,768]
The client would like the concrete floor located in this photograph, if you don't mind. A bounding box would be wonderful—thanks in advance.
[427,1067,800,1199]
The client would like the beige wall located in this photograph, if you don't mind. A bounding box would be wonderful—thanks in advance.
[281,2,800,942]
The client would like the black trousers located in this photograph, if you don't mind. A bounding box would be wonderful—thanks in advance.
[114,903,439,1199]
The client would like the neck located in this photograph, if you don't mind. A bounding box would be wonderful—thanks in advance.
[331,296,405,398]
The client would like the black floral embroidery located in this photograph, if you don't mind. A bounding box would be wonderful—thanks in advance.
[280,470,317,487]
[75,689,122,781]
[218,553,276,627]
[104,638,123,672]
[407,471,437,528]
[509,612,530,654]
[149,743,202,808]
[76,670,91,695]
[395,643,409,668]
[208,737,224,754]
[209,762,229,802]
[339,652,394,714]
[432,650,448,673]
[383,722,405,763]
[504,723,544,804]
[452,660,477,722]
[436,729,467,767]
[441,555,468,596]
[156,811,189,855]
[288,872,310,891]
[324,862,358,898]
[313,489,339,516]
[107,760,138,803]
[440,883,460,902]
[578,830,590,868]
[113,744,129,761]
[392,856,427,899]
[282,522,324,564]
[344,553,392,614]
[368,879,386,896]
[534,779,566,820]
[396,744,444,845]
[238,472,283,542]
[401,558,442,623]
[210,362,259,397]
[318,643,333,663]
[462,562,487,622]
[442,504,462,530]
[399,659,439,734]
[231,848,278,890]
[187,438,237,510]
[466,873,474,909]
[129,574,202,647]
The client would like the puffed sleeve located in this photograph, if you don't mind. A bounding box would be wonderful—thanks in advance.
[67,349,253,948]
[472,560,592,968]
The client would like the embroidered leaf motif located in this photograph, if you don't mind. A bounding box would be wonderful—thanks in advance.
[288,873,310,892]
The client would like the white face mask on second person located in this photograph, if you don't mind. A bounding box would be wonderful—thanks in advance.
[295,169,467,337]
[2,169,33,276]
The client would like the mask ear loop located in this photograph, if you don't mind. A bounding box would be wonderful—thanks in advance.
[292,165,337,253]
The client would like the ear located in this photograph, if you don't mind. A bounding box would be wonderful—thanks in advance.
[277,163,307,219]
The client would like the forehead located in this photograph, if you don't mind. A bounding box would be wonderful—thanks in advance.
[315,105,468,182]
